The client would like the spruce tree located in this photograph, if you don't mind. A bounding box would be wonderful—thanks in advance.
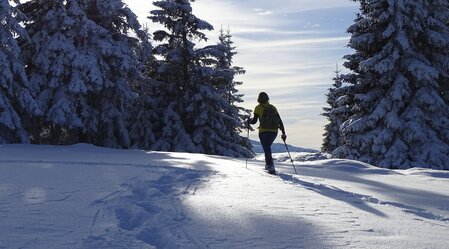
[334,0,449,169]
[149,0,251,156]
[19,0,149,147]
[127,80,159,149]
[202,27,252,155]
[217,28,251,129]
[322,65,350,153]
[187,44,250,157]
[149,0,209,152]
[0,0,41,143]
[128,34,159,150]
[221,28,253,155]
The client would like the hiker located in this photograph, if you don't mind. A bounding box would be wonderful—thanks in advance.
[247,92,286,174]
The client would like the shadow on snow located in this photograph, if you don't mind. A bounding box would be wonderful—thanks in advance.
[84,152,334,249]
[278,159,449,223]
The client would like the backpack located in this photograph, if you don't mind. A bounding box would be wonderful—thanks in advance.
[260,104,279,130]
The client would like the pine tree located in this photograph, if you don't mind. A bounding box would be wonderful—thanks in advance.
[0,0,41,143]
[128,27,159,150]
[203,27,252,155]
[127,79,159,149]
[19,0,150,147]
[148,0,209,152]
[322,65,350,153]
[334,0,449,169]
[221,28,253,155]
[217,28,251,127]
[186,47,250,157]
[149,0,251,156]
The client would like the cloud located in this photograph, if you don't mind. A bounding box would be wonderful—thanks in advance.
[199,0,357,15]
[253,8,273,16]
[304,22,321,29]
[237,36,350,50]
[231,28,326,36]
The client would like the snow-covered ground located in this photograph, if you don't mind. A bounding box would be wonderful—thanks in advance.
[1,144,448,248]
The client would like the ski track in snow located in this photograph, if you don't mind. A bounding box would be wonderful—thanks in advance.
[84,168,213,249]
[0,145,449,248]
[277,173,449,223]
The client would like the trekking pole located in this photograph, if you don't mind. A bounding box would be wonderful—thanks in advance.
[283,140,297,174]
[246,125,250,169]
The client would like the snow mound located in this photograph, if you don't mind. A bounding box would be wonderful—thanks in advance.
[1,144,449,248]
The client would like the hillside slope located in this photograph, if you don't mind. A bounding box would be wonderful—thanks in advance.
[0,144,448,248]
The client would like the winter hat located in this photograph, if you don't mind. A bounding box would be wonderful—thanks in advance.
[257,92,269,104]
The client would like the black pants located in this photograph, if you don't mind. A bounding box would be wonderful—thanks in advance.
[259,131,278,167]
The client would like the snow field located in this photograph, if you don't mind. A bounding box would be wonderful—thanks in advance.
[0,144,448,248]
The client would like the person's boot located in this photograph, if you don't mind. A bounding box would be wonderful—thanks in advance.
[267,164,276,174]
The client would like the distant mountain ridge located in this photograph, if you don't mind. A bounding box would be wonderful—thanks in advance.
[251,140,318,154]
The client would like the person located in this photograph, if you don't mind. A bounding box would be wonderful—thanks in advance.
[248,92,286,174]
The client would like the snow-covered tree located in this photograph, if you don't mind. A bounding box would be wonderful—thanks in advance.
[215,28,246,105]
[148,0,206,152]
[127,79,159,149]
[334,0,449,169]
[183,59,251,157]
[217,28,250,123]
[322,65,351,153]
[0,0,41,143]
[149,0,251,157]
[128,39,160,150]
[206,27,252,154]
[20,0,150,147]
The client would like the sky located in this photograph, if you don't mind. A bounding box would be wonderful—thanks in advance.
[124,0,360,149]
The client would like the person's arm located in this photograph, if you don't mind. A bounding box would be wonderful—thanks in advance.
[249,114,259,125]
[278,114,287,141]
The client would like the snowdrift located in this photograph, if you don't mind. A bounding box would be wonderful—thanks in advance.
[0,144,448,248]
